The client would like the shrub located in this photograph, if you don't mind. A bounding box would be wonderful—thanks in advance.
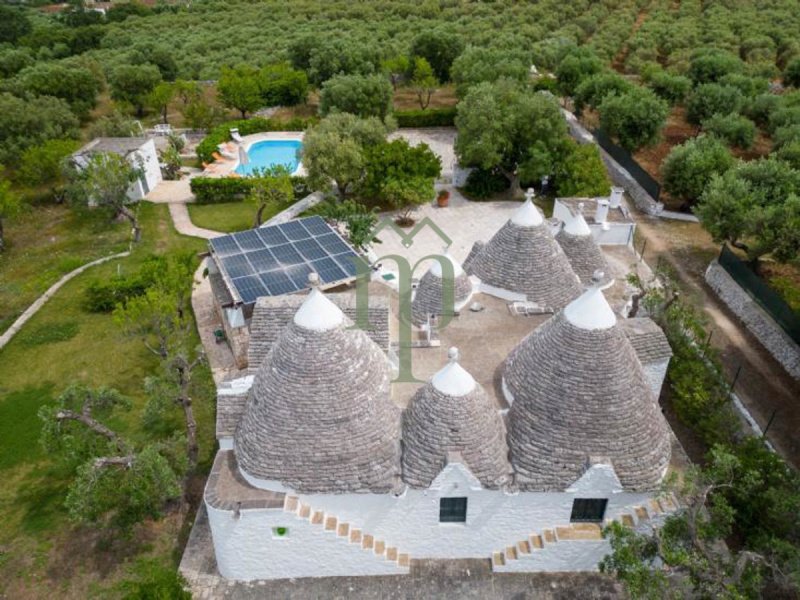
[319,73,393,119]
[768,106,800,134]
[359,139,441,202]
[17,139,80,187]
[258,63,308,107]
[195,117,316,164]
[462,168,509,199]
[784,58,800,88]
[598,87,669,151]
[686,84,745,125]
[744,93,783,127]
[395,107,456,127]
[701,113,756,149]
[646,70,692,105]
[776,141,800,169]
[573,71,633,114]
[662,135,734,204]
[718,73,769,98]
[555,142,611,197]
[85,277,151,313]
[687,49,744,84]
[190,175,308,204]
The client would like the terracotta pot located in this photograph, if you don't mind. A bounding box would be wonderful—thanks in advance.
[437,190,450,207]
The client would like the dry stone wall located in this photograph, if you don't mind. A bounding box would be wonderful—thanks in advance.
[706,261,800,379]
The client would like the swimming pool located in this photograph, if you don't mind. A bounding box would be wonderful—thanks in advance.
[235,139,303,176]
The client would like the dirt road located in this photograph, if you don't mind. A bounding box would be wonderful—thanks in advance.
[634,215,800,468]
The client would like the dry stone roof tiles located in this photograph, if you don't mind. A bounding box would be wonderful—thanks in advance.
[466,208,582,309]
[402,352,511,489]
[620,318,673,365]
[503,288,671,492]
[411,260,473,326]
[248,292,389,372]
[235,292,401,494]
[555,228,610,285]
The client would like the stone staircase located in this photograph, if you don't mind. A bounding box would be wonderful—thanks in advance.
[492,493,679,569]
[283,496,411,571]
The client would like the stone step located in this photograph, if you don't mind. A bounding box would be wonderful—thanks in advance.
[284,496,299,512]
[621,514,635,527]
[374,540,386,556]
[492,552,505,567]
[635,506,649,521]
[386,547,398,561]
[517,540,531,555]
[505,546,518,560]
[298,504,311,519]
[556,524,603,540]
[398,553,410,567]
[311,510,324,525]
[543,529,556,543]
[648,499,663,515]
[337,522,350,537]
[350,529,362,544]
[362,534,374,550]
[530,534,544,549]
[324,516,337,531]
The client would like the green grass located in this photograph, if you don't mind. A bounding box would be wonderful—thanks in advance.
[0,204,131,335]
[0,203,215,598]
[187,201,282,233]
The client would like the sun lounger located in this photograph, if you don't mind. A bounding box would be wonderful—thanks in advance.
[218,143,238,160]
[230,128,244,144]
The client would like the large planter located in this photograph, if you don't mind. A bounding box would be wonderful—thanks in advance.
[437,190,450,208]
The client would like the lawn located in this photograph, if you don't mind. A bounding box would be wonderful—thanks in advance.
[0,204,131,334]
[0,203,215,599]
[187,201,282,233]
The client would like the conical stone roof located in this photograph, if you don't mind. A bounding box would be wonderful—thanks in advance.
[235,289,401,493]
[503,282,671,492]
[555,206,610,285]
[466,195,582,309]
[411,253,473,326]
[402,348,511,489]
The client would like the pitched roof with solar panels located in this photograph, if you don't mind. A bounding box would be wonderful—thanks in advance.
[208,216,363,305]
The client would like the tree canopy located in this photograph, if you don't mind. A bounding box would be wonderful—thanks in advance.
[597,86,669,152]
[409,29,464,82]
[455,79,570,197]
[319,73,393,119]
[662,135,734,205]
[109,63,163,117]
[217,65,262,119]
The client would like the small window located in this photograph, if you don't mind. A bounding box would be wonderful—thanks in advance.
[272,526,289,538]
[570,498,608,523]
[439,497,468,523]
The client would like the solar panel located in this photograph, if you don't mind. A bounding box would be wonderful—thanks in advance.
[232,275,268,304]
[245,248,279,272]
[312,256,347,284]
[279,220,311,241]
[271,243,304,265]
[260,270,297,295]
[210,236,240,256]
[301,216,331,236]
[294,238,327,261]
[221,255,254,278]
[233,229,264,251]
[210,216,361,304]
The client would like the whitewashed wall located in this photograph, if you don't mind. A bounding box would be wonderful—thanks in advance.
[641,358,669,400]
[207,460,658,580]
[127,139,162,200]
[552,201,634,246]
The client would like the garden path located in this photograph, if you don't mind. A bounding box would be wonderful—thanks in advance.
[0,251,130,352]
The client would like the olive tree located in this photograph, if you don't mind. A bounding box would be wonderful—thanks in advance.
[662,135,734,204]
[455,79,570,198]
[686,84,745,125]
[450,47,530,98]
[410,29,464,82]
[217,65,262,119]
[319,74,393,119]
[110,64,163,117]
[302,113,391,199]
[597,86,669,151]
[411,57,438,110]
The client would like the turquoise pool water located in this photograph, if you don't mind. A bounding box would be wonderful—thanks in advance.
[236,139,302,176]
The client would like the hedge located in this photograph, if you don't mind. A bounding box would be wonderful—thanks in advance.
[190,175,309,204]
[196,116,318,164]
[395,107,457,128]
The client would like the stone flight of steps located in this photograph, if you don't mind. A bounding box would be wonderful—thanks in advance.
[493,493,679,569]
[283,496,411,571]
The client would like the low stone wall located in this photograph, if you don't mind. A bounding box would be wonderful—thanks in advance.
[705,261,800,379]
[561,110,664,217]
[262,191,325,227]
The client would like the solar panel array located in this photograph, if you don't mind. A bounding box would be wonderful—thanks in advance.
[210,216,363,304]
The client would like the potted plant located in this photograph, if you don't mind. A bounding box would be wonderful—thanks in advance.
[437,189,450,207]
